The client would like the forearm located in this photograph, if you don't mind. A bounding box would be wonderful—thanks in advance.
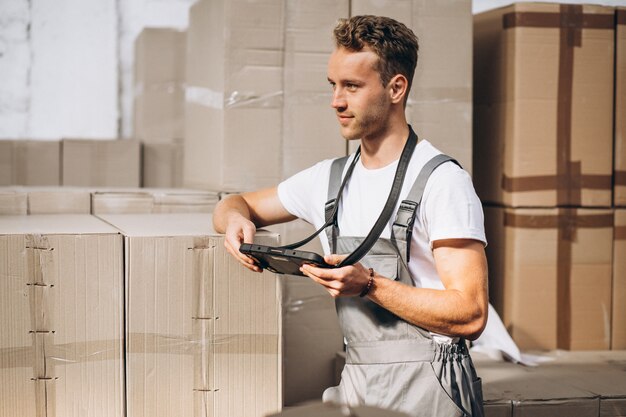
[367,277,487,339]
[213,194,253,233]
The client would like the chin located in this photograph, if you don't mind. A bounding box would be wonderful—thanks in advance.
[339,126,362,141]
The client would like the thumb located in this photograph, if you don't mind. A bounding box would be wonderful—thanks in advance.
[324,253,348,266]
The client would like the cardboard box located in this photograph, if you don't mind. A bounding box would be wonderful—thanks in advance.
[616,8,626,207]
[0,140,61,186]
[0,188,27,215]
[475,350,626,417]
[349,0,473,172]
[282,1,348,178]
[133,28,186,142]
[0,215,124,417]
[97,213,281,417]
[613,209,626,349]
[474,3,614,207]
[62,139,141,187]
[184,0,284,192]
[142,140,183,188]
[92,188,218,214]
[484,206,613,350]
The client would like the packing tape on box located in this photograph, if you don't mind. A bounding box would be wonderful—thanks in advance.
[185,86,283,109]
[619,8,626,25]
[126,332,279,355]
[0,338,121,369]
[616,171,626,187]
[616,225,626,240]
[504,210,614,349]
[501,6,614,205]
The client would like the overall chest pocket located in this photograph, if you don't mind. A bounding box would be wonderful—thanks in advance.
[359,254,399,281]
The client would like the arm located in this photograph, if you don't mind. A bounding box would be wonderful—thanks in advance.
[300,238,488,340]
[213,187,296,272]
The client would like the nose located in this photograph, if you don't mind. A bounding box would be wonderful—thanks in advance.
[331,88,346,111]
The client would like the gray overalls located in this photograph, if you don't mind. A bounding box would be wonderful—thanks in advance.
[321,153,484,417]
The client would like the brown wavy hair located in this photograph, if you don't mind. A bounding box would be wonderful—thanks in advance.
[333,15,419,97]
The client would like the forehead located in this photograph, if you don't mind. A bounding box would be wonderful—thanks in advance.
[327,47,379,79]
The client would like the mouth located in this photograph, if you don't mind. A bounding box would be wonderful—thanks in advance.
[337,114,353,124]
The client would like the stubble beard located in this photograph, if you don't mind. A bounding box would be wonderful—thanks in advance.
[340,99,389,142]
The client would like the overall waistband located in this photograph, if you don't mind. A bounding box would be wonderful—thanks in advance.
[346,339,437,364]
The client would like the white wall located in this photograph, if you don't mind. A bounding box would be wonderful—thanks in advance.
[0,0,192,140]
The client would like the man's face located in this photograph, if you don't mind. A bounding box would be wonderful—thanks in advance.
[327,47,390,141]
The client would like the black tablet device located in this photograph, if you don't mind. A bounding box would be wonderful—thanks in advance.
[239,243,333,276]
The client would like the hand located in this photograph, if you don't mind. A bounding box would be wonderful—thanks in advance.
[300,254,371,297]
[223,214,262,273]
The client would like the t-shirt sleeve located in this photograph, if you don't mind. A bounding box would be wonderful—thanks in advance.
[420,164,487,247]
[277,159,332,226]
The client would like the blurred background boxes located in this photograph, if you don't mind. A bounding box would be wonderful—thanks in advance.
[133,28,186,142]
[0,140,61,186]
[484,206,614,351]
[613,209,626,350]
[616,8,626,207]
[183,0,284,192]
[473,3,614,208]
[62,139,141,187]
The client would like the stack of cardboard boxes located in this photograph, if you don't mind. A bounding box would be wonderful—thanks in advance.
[474,3,622,351]
[0,213,282,417]
[133,28,186,189]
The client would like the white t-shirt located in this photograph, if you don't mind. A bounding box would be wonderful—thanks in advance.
[277,139,487,291]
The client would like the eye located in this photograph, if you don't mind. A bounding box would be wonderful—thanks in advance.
[346,83,358,91]
[329,81,336,90]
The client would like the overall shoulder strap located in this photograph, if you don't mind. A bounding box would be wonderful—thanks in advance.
[324,155,350,252]
[392,154,461,262]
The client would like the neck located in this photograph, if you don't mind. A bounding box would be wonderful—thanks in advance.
[359,118,410,169]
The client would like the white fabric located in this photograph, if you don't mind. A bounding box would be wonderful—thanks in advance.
[277,139,487,291]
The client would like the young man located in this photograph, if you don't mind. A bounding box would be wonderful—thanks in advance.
[213,15,487,417]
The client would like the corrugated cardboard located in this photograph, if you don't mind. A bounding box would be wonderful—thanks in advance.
[184,0,284,192]
[349,0,473,172]
[484,206,613,351]
[142,140,183,188]
[97,213,281,417]
[62,139,141,187]
[0,188,27,215]
[282,1,348,178]
[0,140,61,186]
[616,8,626,207]
[613,209,626,349]
[0,215,124,417]
[474,3,614,207]
[133,28,186,142]
[92,188,218,214]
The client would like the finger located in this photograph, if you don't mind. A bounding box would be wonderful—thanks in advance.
[301,263,345,281]
[224,239,262,272]
[324,253,348,266]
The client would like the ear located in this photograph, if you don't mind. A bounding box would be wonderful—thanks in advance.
[388,74,408,104]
